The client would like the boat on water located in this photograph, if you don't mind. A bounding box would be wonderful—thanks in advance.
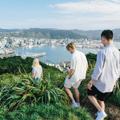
[4,49,15,54]
[0,48,15,58]
[0,48,15,55]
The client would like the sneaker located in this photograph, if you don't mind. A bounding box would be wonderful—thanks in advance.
[96,111,107,120]
[76,102,80,107]
[95,111,99,116]
[71,102,78,108]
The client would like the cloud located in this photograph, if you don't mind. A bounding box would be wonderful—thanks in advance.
[48,0,120,30]
[50,0,120,14]
[110,0,120,4]
[1,0,120,30]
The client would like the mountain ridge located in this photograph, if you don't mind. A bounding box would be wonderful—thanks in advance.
[0,28,120,41]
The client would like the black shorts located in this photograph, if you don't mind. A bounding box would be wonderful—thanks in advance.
[87,86,112,101]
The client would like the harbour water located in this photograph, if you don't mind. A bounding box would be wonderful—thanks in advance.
[15,41,120,64]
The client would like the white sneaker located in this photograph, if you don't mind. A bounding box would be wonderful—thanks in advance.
[95,111,99,116]
[76,102,80,107]
[71,102,78,108]
[96,111,107,120]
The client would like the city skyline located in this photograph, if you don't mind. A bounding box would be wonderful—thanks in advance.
[0,0,120,30]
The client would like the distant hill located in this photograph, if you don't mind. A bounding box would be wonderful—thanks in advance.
[0,28,120,41]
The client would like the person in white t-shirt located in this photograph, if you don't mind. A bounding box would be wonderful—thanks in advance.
[64,42,88,108]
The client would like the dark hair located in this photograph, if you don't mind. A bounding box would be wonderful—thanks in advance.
[101,30,113,40]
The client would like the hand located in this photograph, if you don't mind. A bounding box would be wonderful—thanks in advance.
[66,75,71,79]
[87,80,93,90]
[68,75,71,79]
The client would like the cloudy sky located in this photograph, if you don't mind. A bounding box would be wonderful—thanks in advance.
[0,0,120,30]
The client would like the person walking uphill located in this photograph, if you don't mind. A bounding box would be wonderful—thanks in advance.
[87,30,120,120]
[64,42,88,108]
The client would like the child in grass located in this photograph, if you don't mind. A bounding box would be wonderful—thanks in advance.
[32,58,43,84]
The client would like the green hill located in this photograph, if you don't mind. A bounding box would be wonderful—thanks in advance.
[0,55,120,120]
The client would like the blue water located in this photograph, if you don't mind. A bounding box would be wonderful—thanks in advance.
[15,46,98,64]
[15,42,120,64]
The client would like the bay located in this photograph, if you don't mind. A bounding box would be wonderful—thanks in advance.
[15,41,120,64]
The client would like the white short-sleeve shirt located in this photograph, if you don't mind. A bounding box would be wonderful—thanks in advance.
[70,50,88,84]
[32,66,42,79]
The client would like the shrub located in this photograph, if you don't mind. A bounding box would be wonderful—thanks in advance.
[0,74,69,110]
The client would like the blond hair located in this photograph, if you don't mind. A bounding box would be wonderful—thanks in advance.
[66,42,76,50]
[32,58,41,67]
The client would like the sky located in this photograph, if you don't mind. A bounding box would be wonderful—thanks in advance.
[0,0,120,30]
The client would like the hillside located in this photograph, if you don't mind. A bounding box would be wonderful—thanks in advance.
[0,28,120,41]
[0,55,120,120]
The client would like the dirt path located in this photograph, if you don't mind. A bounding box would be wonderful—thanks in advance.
[82,98,120,120]
[106,104,120,120]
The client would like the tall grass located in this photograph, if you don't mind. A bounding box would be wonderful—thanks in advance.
[0,55,120,120]
[1,104,93,120]
[0,74,69,110]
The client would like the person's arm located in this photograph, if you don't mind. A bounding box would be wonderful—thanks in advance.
[68,57,76,78]
[41,67,43,79]
[88,51,105,90]
[32,67,36,78]
[85,55,88,70]
[68,69,75,78]
[92,51,105,81]
[32,72,35,78]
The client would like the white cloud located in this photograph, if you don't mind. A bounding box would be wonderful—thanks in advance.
[48,0,120,30]
[1,0,120,30]
[110,0,120,4]
[50,0,120,14]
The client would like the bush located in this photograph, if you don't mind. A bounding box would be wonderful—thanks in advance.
[0,56,58,75]
[0,74,69,110]
[0,54,120,120]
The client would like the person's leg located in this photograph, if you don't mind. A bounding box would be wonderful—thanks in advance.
[88,96,103,112]
[98,100,105,111]
[87,86,107,120]
[73,80,82,103]
[64,87,76,104]
[64,77,78,108]
[64,77,76,103]
[73,88,80,103]
[98,92,112,111]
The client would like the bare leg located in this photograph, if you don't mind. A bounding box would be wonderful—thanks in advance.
[98,100,105,111]
[73,88,80,103]
[64,87,75,103]
[88,96,103,112]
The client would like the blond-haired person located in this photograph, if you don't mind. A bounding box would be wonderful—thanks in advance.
[64,42,88,108]
[32,58,43,84]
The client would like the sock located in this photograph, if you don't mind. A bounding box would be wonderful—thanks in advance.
[76,102,80,105]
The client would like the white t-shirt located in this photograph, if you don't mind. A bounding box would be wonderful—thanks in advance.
[32,66,43,79]
[70,50,88,84]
